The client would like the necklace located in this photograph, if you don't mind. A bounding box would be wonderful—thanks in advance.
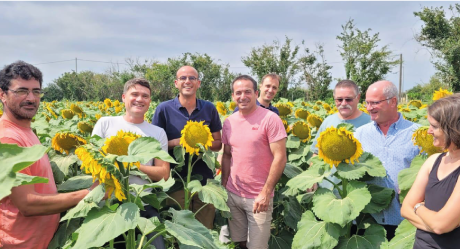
[448,151,460,162]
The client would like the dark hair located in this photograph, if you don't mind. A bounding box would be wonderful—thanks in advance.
[123,78,151,94]
[0,61,43,91]
[261,73,281,86]
[334,79,359,96]
[428,93,460,149]
[231,75,257,93]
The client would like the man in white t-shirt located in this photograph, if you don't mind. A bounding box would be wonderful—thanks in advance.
[92,78,169,248]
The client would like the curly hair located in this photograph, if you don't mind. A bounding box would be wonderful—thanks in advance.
[0,61,43,91]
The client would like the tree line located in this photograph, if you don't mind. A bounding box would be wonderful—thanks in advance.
[43,4,460,102]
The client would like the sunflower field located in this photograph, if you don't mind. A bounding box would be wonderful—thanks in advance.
[0,88,453,249]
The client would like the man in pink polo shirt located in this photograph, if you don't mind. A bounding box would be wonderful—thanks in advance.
[0,61,99,248]
[221,75,287,249]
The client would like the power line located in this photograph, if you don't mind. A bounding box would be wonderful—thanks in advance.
[32,59,75,65]
[30,58,129,66]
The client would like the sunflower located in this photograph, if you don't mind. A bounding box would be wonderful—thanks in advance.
[78,121,94,134]
[322,103,331,111]
[61,109,75,119]
[301,101,311,107]
[95,113,102,121]
[41,112,51,122]
[307,114,323,129]
[295,108,310,120]
[433,88,453,101]
[52,132,87,154]
[102,130,141,156]
[180,120,214,155]
[216,101,228,116]
[359,107,369,114]
[104,98,113,108]
[408,100,423,109]
[328,107,338,115]
[115,106,123,113]
[70,103,83,115]
[313,105,321,111]
[229,102,237,111]
[317,127,363,167]
[76,146,126,201]
[315,101,323,105]
[274,103,292,117]
[412,127,443,156]
[287,102,294,107]
[0,109,3,118]
[281,119,290,133]
[291,121,311,143]
[113,100,121,107]
[46,105,58,119]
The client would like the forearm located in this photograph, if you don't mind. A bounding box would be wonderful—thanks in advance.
[210,139,222,152]
[261,156,286,195]
[139,160,170,181]
[401,203,433,232]
[12,188,89,217]
[168,138,180,150]
[416,206,458,234]
[221,154,231,187]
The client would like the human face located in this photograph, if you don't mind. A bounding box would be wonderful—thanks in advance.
[365,89,396,124]
[334,87,359,119]
[232,79,258,114]
[175,66,201,98]
[0,78,41,121]
[122,84,151,117]
[427,115,445,148]
[259,77,279,103]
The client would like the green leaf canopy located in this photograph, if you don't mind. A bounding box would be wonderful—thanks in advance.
[292,210,341,249]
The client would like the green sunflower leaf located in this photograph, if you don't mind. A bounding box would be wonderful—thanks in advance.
[337,224,387,249]
[292,210,341,249]
[118,137,176,164]
[283,157,331,196]
[189,179,229,212]
[381,220,416,249]
[361,184,395,214]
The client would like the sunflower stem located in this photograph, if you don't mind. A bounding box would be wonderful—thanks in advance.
[142,230,167,249]
[194,203,208,217]
[184,154,194,210]
[323,177,343,197]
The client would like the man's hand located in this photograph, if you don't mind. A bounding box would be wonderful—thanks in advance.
[306,183,318,193]
[168,138,181,150]
[253,192,270,214]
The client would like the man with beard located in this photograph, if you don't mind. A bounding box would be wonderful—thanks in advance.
[308,80,370,191]
[0,61,99,248]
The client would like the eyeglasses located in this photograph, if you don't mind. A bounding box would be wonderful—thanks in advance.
[7,89,45,98]
[177,76,198,82]
[365,97,394,107]
[334,96,357,103]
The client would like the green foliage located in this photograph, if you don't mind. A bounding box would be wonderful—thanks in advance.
[414,4,460,92]
[406,75,450,102]
[381,219,416,249]
[337,19,400,98]
[299,44,333,101]
[337,224,387,249]
[292,210,341,249]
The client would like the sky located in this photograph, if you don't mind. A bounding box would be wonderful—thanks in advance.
[0,1,455,92]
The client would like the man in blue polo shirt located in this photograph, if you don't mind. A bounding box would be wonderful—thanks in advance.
[152,65,222,229]
[233,73,280,115]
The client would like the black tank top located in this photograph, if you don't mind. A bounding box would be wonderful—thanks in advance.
[414,152,460,249]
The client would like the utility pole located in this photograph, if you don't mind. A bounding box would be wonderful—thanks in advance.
[399,54,402,102]
[75,58,78,74]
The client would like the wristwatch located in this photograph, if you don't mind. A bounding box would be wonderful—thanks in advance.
[414,202,424,214]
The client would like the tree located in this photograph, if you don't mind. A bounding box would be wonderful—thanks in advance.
[298,44,333,101]
[414,4,460,91]
[337,19,400,98]
[42,83,64,101]
[406,75,449,102]
[242,36,301,98]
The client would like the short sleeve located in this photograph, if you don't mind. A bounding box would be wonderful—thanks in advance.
[209,105,223,133]
[152,104,166,129]
[266,114,287,144]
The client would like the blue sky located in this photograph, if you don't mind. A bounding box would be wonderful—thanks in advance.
[0,1,454,92]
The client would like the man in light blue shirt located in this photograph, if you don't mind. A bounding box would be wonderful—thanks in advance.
[354,80,420,240]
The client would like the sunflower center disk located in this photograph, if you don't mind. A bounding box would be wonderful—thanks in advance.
[321,133,357,162]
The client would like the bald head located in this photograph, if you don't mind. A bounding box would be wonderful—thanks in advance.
[367,80,399,105]
[176,66,199,79]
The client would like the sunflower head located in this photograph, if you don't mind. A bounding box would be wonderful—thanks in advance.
[359,107,369,114]
[46,105,58,119]
[287,102,294,107]
[70,103,83,114]
[115,106,123,113]
[412,127,443,156]
[76,146,126,201]
[281,119,290,133]
[408,100,423,109]
[433,88,453,101]
[322,103,331,111]
[295,108,310,120]
[229,102,237,111]
[113,100,121,107]
[307,114,323,129]
[52,132,87,154]
[180,120,214,155]
[328,107,338,115]
[216,101,228,116]
[315,101,323,105]
[301,101,311,107]
[95,113,102,121]
[102,130,142,156]
[274,103,292,117]
[292,121,311,143]
[317,127,363,167]
[61,109,75,119]
[313,105,321,111]
[104,98,113,108]
[0,109,3,118]
[78,121,94,134]
[41,112,51,122]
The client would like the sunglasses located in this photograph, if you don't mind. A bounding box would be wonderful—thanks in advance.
[334,96,357,103]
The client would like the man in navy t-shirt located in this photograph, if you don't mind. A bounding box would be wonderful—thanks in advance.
[152,66,222,229]
[233,73,280,115]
